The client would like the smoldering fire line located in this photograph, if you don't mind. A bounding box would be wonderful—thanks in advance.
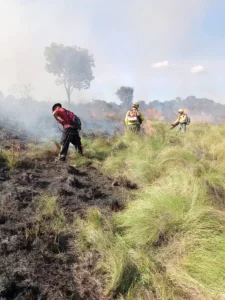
[1,94,225,139]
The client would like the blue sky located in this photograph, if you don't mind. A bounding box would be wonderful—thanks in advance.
[0,0,225,104]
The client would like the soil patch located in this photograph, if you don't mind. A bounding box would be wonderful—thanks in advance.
[0,148,131,299]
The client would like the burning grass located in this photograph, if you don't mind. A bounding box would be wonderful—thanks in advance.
[76,122,225,299]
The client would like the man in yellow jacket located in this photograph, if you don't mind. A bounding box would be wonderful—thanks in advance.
[125,103,145,132]
[171,109,188,133]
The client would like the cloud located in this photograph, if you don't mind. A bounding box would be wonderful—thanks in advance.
[152,61,170,69]
[191,65,206,74]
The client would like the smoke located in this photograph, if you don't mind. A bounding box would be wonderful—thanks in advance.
[0,0,224,136]
[0,0,222,104]
[1,91,225,141]
[0,93,126,138]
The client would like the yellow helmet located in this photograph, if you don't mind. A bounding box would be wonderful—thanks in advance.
[178,109,184,114]
[132,102,139,109]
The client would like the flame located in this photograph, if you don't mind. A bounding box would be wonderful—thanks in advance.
[146,109,161,120]
[143,120,156,135]
[104,113,121,122]
[91,110,97,118]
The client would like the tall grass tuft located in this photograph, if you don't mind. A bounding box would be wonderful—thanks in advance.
[36,195,66,240]
[2,150,20,169]
[76,123,225,299]
[0,152,6,167]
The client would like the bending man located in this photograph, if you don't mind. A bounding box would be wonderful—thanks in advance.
[52,103,83,161]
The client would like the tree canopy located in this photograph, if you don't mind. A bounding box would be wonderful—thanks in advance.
[116,86,134,108]
[44,43,95,106]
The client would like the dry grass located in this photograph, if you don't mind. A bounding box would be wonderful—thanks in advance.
[33,195,66,242]
[76,123,225,299]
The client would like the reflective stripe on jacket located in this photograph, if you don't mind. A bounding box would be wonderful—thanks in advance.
[125,110,145,126]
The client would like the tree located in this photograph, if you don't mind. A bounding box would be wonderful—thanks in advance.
[44,43,95,106]
[116,86,134,108]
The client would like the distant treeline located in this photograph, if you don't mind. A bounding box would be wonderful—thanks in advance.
[0,92,224,137]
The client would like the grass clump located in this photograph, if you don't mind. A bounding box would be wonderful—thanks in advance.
[82,137,114,162]
[2,151,20,169]
[0,152,6,167]
[75,207,140,296]
[76,123,225,299]
[0,143,23,169]
[25,140,60,162]
[102,134,165,184]
[36,195,66,240]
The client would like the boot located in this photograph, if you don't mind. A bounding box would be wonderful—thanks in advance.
[55,156,66,162]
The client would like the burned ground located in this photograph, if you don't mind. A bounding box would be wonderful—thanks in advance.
[0,135,132,300]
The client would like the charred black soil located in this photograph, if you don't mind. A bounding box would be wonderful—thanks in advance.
[0,139,131,299]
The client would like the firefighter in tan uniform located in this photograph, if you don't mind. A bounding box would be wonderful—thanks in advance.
[171,109,190,133]
[125,103,145,132]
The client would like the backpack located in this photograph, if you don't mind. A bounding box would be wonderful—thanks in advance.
[65,109,82,130]
[186,114,191,125]
[127,110,142,124]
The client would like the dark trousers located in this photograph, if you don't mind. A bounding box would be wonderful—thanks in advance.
[60,127,83,158]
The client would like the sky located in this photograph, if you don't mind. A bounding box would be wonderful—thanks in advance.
[0,0,225,104]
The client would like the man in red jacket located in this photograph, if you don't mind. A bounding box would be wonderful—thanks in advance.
[52,103,83,161]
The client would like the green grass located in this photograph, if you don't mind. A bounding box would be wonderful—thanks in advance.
[75,123,225,299]
[1,151,20,169]
[35,195,66,241]
[26,142,59,162]
[0,152,6,167]
[81,136,114,162]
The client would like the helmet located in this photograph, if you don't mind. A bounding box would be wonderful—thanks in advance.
[132,102,139,109]
[52,103,62,112]
[178,109,184,114]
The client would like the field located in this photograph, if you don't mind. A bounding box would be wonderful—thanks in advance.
[77,122,225,300]
[1,122,225,299]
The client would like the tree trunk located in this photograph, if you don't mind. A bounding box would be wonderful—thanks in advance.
[65,87,71,107]
[67,91,71,107]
